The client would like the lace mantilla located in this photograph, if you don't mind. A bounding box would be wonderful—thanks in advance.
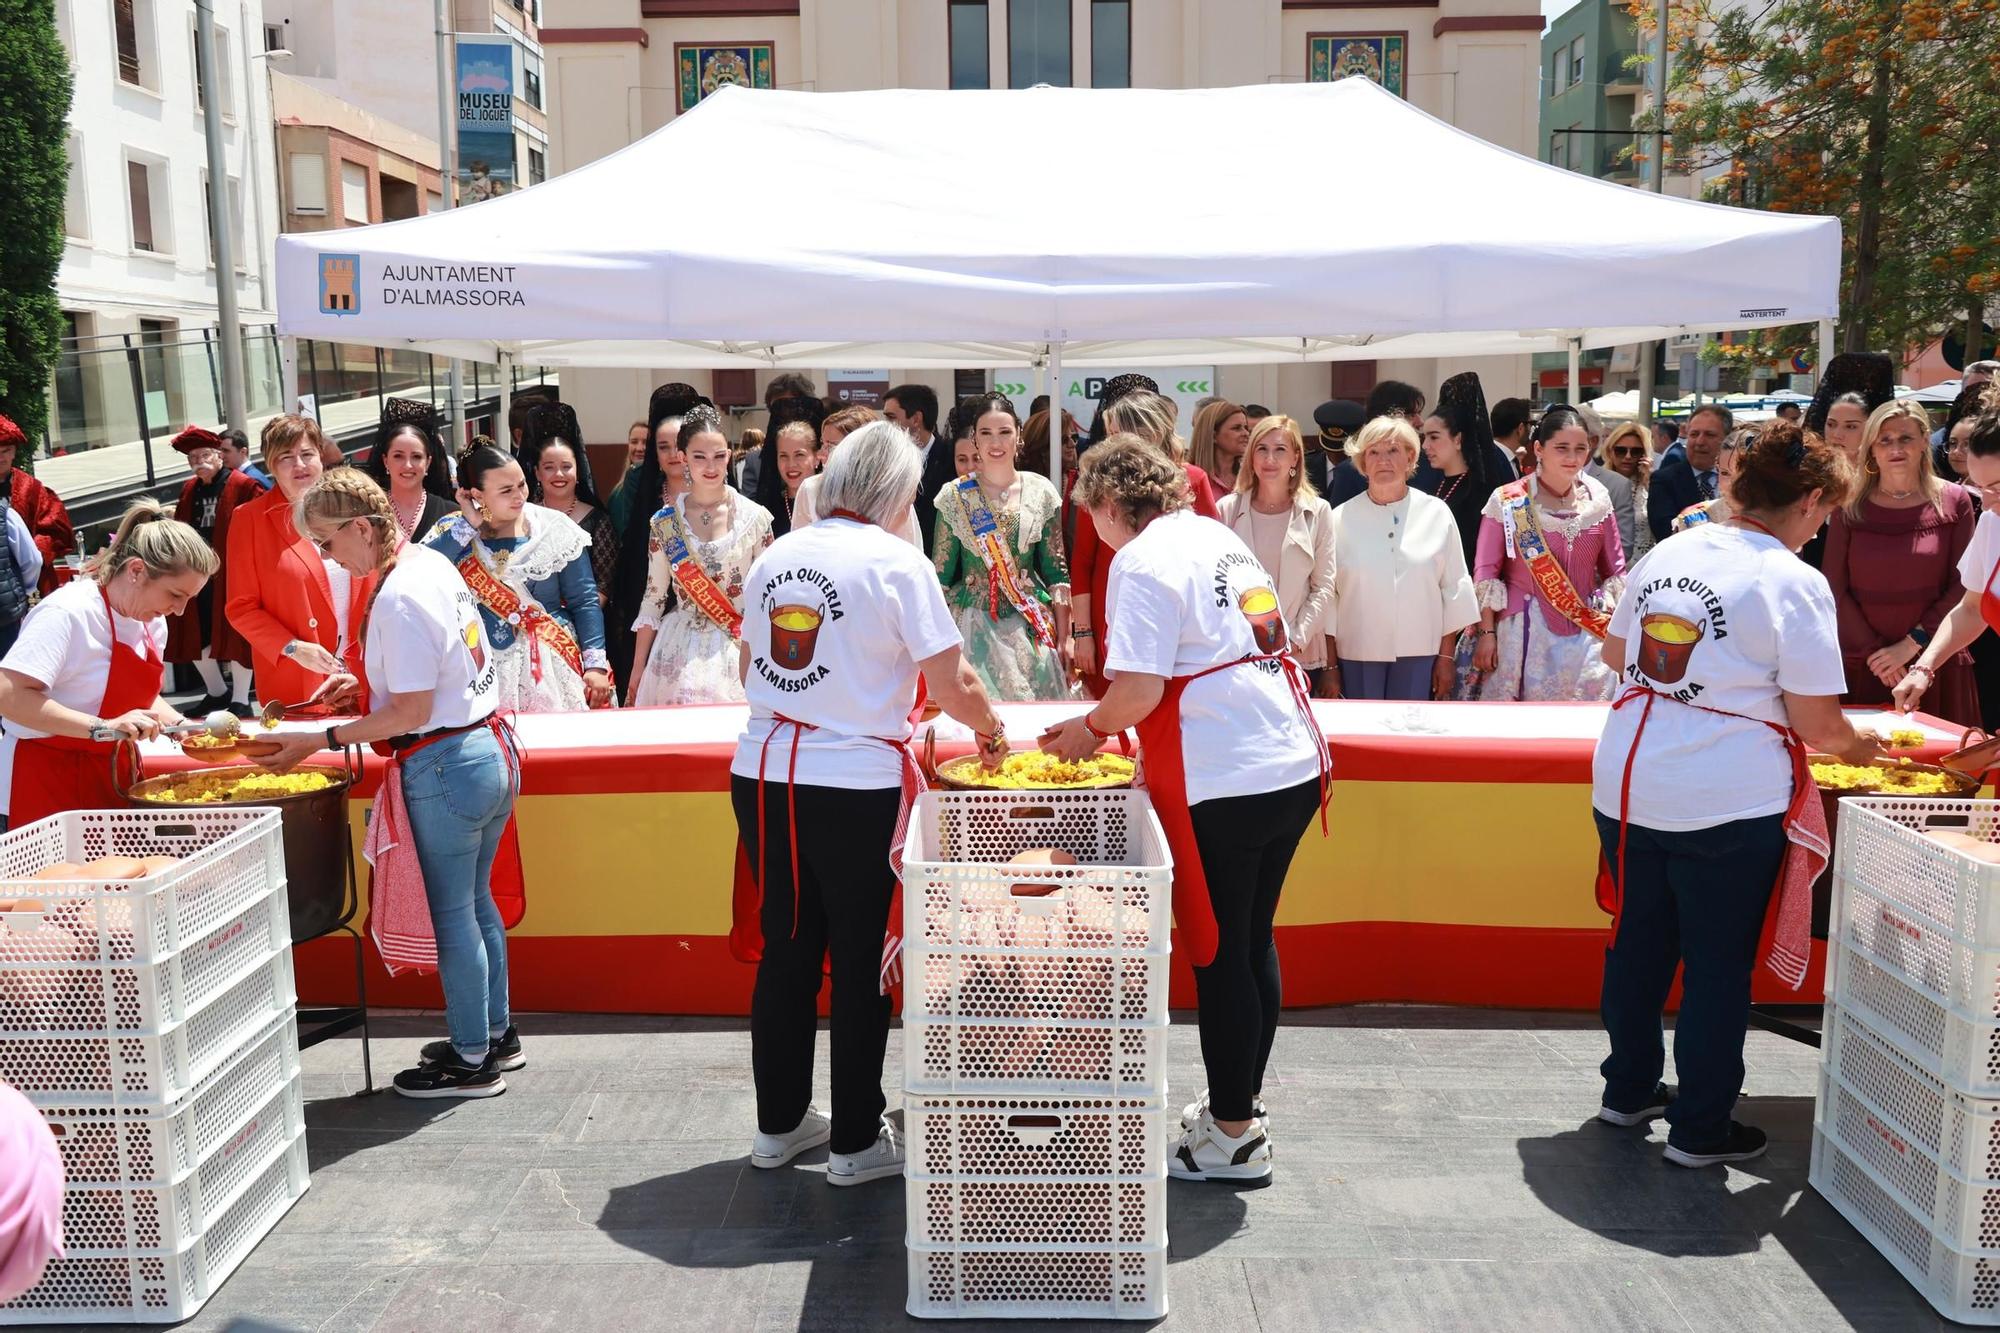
[1480,473,1614,544]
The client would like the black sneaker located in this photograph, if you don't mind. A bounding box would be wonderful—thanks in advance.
[1598,1081,1677,1127]
[419,1026,524,1073]
[393,1050,506,1100]
[1664,1121,1766,1168]
[227,699,257,720]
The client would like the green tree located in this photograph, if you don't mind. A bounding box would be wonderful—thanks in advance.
[1637,0,2000,361]
[0,0,72,458]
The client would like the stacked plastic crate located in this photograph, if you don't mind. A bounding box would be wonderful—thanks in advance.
[0,808,306,1325]
[900,788,1173,1321]
[1814,795,2000,1325]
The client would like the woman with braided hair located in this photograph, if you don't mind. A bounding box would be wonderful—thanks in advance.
[259,468,521,1099]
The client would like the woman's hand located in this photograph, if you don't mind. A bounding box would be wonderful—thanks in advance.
[456,489,487,533]
[1038,715,1102,763]
[583,669,615,710]
[284,639,344,676]
[974,729,1010,772]
[1314,665,1341,700]
[305,673,361,711]
[98,709,163,742]
[255,731,324,774]
[1893,663,1935,714]
[1432,655,1457,701]
[1867,636,1921,685]
[1472,632,1498,675]
[1069,634,1097,679]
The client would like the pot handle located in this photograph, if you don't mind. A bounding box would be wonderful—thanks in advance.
[922,726,938,782]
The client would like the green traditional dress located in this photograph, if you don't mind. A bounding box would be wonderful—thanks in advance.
[932,471,1074,701]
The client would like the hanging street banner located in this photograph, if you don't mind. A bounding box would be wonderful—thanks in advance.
[456,34,517,202]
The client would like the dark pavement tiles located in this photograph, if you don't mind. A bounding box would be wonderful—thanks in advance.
[54,1007,1952,1332]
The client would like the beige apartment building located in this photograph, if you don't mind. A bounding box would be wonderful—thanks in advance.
[543,0,1548,440]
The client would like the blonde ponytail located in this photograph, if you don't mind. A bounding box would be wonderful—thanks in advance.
[89,498,217,587]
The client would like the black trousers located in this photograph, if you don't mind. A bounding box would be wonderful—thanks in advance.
[1188,778,1322,1122]
[731,776,899,1155]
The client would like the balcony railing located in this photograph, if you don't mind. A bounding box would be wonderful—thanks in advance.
[41,324,551,533]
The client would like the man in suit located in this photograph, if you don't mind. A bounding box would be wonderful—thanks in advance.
[1579,404,1636,555]
[887,382,950,550]
[1647,404,1732,540]
[1307,400,1365,498]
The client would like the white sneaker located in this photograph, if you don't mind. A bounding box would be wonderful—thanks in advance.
[827,1118,904,1187]
[1180,1088,1270,1135]
[751,1107,831,1169]
[1168,1111,1272,1182]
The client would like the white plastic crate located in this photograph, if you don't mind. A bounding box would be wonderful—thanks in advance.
[1,1128,309,1325]
[907,1094,1167,1180]
[904,791,1171,956]
[906,1241,1167,1321]
[1834,797,2000,947]
[1,949,296,1108]
[1819,1005,2000,1254]
[1828,939,2000,1098]
[904,1016,1165,1097]
[0,879,289,1037]
[0,808,286,966]
[1812,1125,2000,1325]
[905,946,1168,1026]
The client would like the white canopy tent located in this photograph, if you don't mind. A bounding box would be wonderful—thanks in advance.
[276,79,1839,393]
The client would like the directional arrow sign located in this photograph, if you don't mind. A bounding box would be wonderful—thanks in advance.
[994,381,1030,397]
[1175,380,1211,395]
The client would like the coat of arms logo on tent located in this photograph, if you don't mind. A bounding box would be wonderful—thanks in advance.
[676,43,776,114]
[1307,34,1406,98]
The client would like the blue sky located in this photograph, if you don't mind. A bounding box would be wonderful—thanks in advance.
[1543,0,1584,20]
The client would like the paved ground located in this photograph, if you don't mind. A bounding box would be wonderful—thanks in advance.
[56,1007,1951,1332]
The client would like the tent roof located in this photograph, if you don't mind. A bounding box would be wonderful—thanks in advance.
[275,80,1840,369]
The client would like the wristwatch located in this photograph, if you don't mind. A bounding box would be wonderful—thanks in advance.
[323,726,343,751]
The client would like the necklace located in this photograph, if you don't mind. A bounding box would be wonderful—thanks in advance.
[688,494,728,532]
[1437,473,1467,503]
[1884,487,1918,500]
[391,491,424,538]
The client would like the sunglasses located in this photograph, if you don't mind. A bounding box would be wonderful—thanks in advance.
[1611,445,1645,458]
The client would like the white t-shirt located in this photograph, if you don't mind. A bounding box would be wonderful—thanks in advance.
[1103,509,1322,807]
[1956,509,2000,604]
[0,580,167,816]
[365,545,497,733]
[1591,523,1845,831]
[731,516,962,789]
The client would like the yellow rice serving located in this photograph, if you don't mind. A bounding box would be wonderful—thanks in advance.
[942,752,1137,790]
[1884,728,1927,750]
[137,770,338,804]
[1810,761,1965,795]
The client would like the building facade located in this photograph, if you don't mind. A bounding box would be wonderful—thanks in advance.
[1538,0,1642,185]
[541,0,1547,446]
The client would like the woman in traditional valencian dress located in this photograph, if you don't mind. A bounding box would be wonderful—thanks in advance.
[1467,404,1627,701]
[425,445,613,713]
[630,404,774,706]
[930,392,1073,700]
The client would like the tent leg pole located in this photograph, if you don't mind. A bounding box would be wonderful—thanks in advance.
[1818,318,1836,386]
[498,350,514,451]
[1567,338,1581,403]
[1047,343,1065,489]
[279,336,299,415]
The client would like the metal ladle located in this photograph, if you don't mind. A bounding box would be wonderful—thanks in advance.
[89,709,242,744]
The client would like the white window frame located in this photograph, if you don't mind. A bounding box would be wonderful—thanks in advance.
[63,133,88,241]
[111,0,160,93]
[339,159,370,224]
[122,149,171,257]
[191,20,236,122]
[199,168,246,272]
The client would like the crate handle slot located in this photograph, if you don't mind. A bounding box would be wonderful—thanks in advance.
[149,821,203,841]
[1004,1113,1065,1144]
[1006,804,1057,822]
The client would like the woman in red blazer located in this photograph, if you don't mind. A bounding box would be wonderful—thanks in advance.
[1068,391,1220,699]
[224,415,376,707]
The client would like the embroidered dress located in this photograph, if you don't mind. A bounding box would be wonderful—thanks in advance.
[631,496,774,706]
[425,505,609,714]
[931,471,1073,701]
[1465,472,1627,702]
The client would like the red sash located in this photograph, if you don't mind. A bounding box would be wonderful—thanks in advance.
[1132,654,1330,968]
[654,501,742,638]
[455,551,583,686]
[954,477,1056,648]
[1500,480,1611,639]
[1593,685,1823,990]
[8,586,162,827]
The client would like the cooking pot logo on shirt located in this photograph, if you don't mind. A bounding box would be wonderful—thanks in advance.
[769,603,824,669]
[1637,612,1705,684]
[462,617,486,674]
[752,565,846,691]
[1628,574,1729,700]
[1238,586,1286,655]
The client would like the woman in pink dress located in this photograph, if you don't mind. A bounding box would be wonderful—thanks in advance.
[1466,405,1627,701]
[1824,398,1979,725]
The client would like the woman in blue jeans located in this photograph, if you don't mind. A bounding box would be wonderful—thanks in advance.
[262,468,521,1100]
[1591,422,1881,1166]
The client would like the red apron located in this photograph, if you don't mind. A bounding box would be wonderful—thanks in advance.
[1593,684,1825,990]
[8,586,163,827]
[1979,547,2000,636]
[1133,653,1331,968]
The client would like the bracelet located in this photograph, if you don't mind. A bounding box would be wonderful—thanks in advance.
[1070,628,1095,640]
[975,728,1006,751]
[1477,628,1496,639]
[1907,663,1934,686]
[1082,713,1115,740]
[324,726,343,751]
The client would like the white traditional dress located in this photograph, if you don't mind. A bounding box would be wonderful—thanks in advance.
[630,496,774,706]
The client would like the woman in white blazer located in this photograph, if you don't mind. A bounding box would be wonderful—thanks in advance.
[1327,417,1480,700]
[1216,415,1338,695]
